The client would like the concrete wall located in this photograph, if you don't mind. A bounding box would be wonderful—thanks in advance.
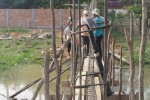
[108,9,128,16]
[0,9,80,29]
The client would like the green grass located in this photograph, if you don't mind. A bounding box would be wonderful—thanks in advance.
[0,27,62,71]
[0,28,29,34]
[110,27,150,64]
[0,39,52,71]
[0,27,149,71]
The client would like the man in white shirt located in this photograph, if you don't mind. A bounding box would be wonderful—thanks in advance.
[64,20,72,57]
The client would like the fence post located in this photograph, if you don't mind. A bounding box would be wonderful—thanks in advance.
[32,9,35,28]
[6,9,9,28]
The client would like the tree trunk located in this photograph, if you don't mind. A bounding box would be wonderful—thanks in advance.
[139,0,148,100]
[50,0,61,100]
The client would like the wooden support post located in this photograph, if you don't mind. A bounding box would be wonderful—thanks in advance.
[124,28,135,100]
[104,0,108,98]
[75,72,87,100]
[9,39,71,99]
[44,49,50,100]
[111,38,115,92]
[107,28,112,82]
[118,46,122,100]
[107,28,112,59]
[77,0,82,99]
[32,78,44,100]
[9,78,41,98]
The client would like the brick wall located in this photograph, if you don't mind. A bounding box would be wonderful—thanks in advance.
[0,9,80,29]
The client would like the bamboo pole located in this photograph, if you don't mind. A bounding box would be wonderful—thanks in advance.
[107,28,112,59]
[59,0,64,75]
[77,0,82,100]
[111,38,115,92]
[9,78,42,98]
[109,41,112,82]
[44,48,50,100]
[10,60,65,99]
[32,78,44,100]
[104,0,108,98]
[124,28,135,100]
[73,83,106,88]
[118,46,122,100]
[50,0,61,99]
[9,39,71,99]
[32,58,71,100]
[139,0,148,99]
[71,0,77,100]
[49,66,71,82]
[107,28,112,82]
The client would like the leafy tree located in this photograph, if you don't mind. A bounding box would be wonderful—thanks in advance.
[0,0,91,9]
[126,5,142,18]
[0,0,11,8]
[97,0,104,15]
[108,10,116,22]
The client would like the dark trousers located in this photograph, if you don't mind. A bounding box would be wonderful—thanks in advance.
[67,42,71,56]
[95,35,103,58]
[81,36,89,55]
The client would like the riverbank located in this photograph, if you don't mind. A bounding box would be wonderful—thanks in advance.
[110,27,150,64]
[0,28,150,71]
[0,28,59,71]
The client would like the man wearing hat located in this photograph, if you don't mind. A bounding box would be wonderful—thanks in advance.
[92,8,104,59]
[80,10,90,57]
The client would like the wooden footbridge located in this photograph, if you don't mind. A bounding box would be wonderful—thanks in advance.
[7,0,139,100]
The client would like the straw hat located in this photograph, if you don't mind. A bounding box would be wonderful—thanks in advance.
[92,8,100,16]
[83,10,89,15]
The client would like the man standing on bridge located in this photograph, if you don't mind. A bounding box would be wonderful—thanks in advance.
[81,9,90,57]
[92,8,104,59]
[64,19,72,57]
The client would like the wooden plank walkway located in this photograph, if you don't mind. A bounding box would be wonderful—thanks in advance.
[74,57,102,100]
[75,72,87,100]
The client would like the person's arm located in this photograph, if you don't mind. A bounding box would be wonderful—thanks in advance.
[64,28,67,39]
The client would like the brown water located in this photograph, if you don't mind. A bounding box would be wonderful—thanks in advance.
[0,64,48,100]
[114,64,150,100]
[0,64,150,100]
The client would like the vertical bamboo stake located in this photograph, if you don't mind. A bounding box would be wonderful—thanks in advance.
[44,49,50,100]
[139,0,148,100]
[78,0,82,100]
[124,28,135,100]
[71,0,76,99]
[32,78,44,100]
[109,41,112,82]
[111,37,115,92]
[107,28,112,59]
[107,28,112,82]
[118,46,122,100]
[50,0,61,99]
[104,0,108,99]
[59,1,64,84]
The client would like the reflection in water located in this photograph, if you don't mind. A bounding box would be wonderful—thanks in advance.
[114,64,150,100]
[0,64,149,100]
[0,64,45,100]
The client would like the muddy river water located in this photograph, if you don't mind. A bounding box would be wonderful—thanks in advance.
[0,64,150,100]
